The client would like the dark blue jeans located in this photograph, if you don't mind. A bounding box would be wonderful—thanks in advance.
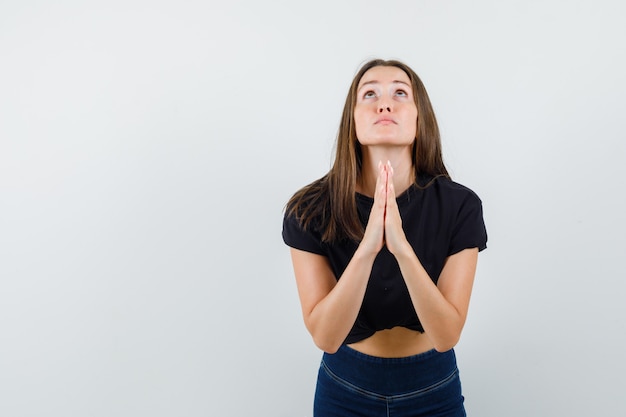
[314,345,466,417]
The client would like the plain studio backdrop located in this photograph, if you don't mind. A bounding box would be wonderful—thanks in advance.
[1,1,625,416]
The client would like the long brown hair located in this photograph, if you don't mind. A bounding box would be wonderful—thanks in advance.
[286,59,449,243]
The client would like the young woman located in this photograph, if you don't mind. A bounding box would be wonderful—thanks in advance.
[282,59,487,417]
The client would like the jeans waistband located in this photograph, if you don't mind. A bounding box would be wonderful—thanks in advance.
[321,345,458,395]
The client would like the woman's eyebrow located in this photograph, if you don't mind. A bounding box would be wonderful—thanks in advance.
[357,80,410,90]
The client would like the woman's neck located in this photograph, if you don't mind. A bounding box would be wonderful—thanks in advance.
[356,146,414,197]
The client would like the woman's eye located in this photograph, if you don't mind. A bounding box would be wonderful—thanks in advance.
[395,89,408,97]
[363,91,376,99]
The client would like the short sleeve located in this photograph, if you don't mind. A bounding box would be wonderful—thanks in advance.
[282,212,326,256]
[447,192,488,256]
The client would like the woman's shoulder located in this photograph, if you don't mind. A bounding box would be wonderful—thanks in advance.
[284,176,332,238]
[421,175,483,202]
[283,176,331,254]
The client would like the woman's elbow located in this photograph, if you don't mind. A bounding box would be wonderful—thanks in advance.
[312,334,342,354]
[305,320,343,354]
[433,341,457,353]
[432,334,461,353]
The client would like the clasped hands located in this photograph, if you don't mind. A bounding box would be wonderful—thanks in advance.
[360,160,411,257]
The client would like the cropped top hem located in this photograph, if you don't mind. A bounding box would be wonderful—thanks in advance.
[343,324,425,345]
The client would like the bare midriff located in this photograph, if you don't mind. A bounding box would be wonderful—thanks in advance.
[347,326,435,358]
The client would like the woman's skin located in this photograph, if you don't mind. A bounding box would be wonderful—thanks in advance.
[289,66,479,357]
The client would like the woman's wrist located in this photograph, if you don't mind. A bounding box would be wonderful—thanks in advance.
[353,242,380,264]
[389,239,415,260]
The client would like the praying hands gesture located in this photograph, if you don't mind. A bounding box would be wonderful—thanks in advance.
[290,159,478,353]
[357,160,479,352]
[360,160,412,258]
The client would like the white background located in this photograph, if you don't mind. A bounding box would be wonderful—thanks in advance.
[1,1,625,416]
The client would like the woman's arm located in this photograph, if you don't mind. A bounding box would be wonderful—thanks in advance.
[394,247,478,352]
[289,247,376,353]
[289,163,389,353]
[384,171,479,352]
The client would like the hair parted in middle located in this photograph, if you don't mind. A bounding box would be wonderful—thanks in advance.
[286,58,449,243]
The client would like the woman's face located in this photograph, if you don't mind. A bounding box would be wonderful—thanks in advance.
[354,66,418,147]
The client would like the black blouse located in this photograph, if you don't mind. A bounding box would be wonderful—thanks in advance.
[282,175,487,344]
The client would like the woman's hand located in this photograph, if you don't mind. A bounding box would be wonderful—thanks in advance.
[381,161,411,255]
[360,160,410,256]
[358,162,388,256]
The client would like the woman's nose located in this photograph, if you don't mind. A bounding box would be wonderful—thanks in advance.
[378,97,392,113]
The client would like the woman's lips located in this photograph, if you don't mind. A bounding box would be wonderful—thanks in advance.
[375,117,396,125]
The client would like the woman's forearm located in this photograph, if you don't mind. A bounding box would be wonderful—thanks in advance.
[393,245,467,352]
[306,247,377,353]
